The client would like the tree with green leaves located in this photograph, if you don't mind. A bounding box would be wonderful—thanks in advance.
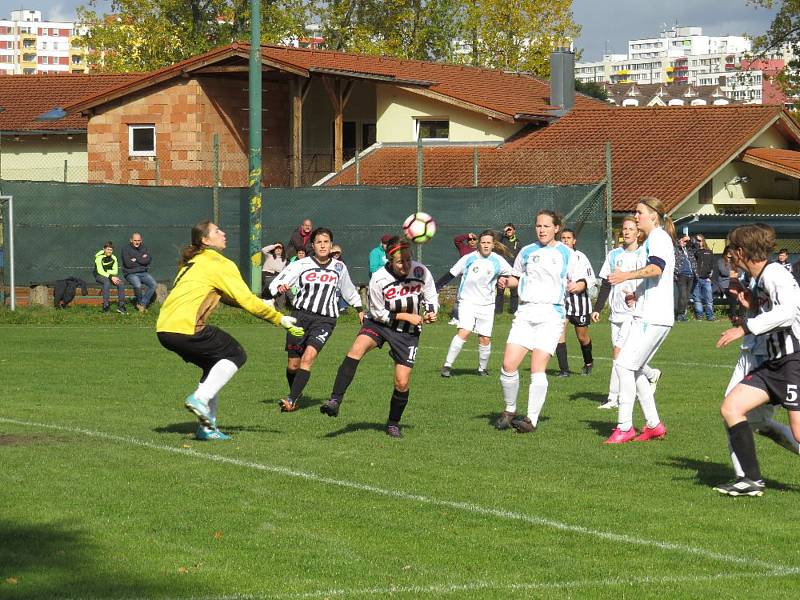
[749,0,800,98]
[457,0,580,76]
[77,0,311,72]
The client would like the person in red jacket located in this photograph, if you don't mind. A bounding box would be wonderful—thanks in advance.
[447,233,478,324]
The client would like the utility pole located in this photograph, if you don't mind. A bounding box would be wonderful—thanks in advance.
[248,0,262,292]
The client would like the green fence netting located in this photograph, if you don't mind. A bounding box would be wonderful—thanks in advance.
[0,181,606,288]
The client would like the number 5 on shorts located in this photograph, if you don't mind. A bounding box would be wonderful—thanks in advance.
[787,384,798,405]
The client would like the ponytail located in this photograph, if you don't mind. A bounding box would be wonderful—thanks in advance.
[179,220,213,267]
[638,197,675,241]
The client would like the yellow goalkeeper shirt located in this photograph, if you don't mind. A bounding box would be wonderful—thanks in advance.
[156,248,283,335]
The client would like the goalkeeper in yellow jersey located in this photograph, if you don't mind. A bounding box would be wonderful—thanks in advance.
[156,220,304,441]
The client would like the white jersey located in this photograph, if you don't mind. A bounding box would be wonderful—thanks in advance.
[269,256,361,317]
[747,262,800,361]
[513,241,579,323]
[634,227,675,326]
[565,249,595,317]
[450,251,516,308]
[598,245,646,322]
[368,260,439,334]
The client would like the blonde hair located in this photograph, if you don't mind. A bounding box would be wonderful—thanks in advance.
[638,197,675,241]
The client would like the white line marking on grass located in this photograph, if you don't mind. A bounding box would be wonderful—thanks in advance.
[201,568,800,599]
[0,417,782,575]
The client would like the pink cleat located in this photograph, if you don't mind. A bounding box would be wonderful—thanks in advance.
[604,427,638,444]
[634,422,667,441]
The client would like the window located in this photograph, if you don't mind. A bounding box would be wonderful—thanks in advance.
[128,124,156,157]
[699,180,713,204]
[415,119,449,141]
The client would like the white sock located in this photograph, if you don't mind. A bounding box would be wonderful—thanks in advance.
[209,395,218,428]
[195,359,239,402]
[640,364,656,380]
[444,335,466,368]
[527,372,548,426]
[478,343,491,371]
[635,370,660,428]
[761,419,800,453]
[607,359,620,402]
[615,362,636,431]
[500,368,519,413]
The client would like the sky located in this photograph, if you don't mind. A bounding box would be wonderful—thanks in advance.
[0,0,780,61]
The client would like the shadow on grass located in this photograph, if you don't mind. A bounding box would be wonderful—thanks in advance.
[153,422,282,435]
[568,391,608,404]
[324,421,411,438]
[0,519,201,598]
[473,412,550,428]
[444,367,487,377]
[581,419,616,439]
[153,422,197,435]
[660,456,800,492]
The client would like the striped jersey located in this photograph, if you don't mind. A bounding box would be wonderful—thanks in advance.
[368,261,439,333]
[449,251,516,308]
[746,262,800,361]
[598,245,646,322]
[269,256,361,318]
[156,249,283,335]
[564,249,596,317]
[513,241,579,323]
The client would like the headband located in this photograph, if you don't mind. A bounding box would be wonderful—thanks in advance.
[640,199,667,220]
[387,242,409,256]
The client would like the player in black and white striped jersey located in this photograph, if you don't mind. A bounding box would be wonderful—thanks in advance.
[555,229,596,376]
[269,227,363,412]
[320,238,438,438]
[714,224,800,497]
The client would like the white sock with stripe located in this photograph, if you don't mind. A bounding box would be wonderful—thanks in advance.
[527,372,548,426]
[444,335,465,368]
[478,343,491,371]
[500,368,519,413]
[195,359,238,403]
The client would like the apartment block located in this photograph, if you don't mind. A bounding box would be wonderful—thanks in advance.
[0,9,88,75]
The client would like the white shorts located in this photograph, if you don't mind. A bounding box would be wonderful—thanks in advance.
[616,320,671,371]
[610,318,633,349]
[506,317,563,355]
[457,303,495,338]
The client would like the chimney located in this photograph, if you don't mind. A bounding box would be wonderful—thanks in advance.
[550,47,575,115]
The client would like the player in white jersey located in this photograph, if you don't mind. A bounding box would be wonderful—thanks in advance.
[269,228,363,412]
[591,216,661,409]
[495,210,580,434]
[438,230,516,378]
[605,197,675,444]
[320,238,438,438]
[714,224,800,497]
[555,228,596,376]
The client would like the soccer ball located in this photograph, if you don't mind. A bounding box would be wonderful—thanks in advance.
[402,212,437,243]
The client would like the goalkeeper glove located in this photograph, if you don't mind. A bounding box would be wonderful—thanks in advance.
[280,315,304,337]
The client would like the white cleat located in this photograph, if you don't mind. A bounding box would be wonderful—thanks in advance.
[598,399,619,410]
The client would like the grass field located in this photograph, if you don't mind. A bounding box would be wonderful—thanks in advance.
[2,306,800,599]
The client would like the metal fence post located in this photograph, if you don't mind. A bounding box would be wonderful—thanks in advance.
[63,159,68,183]
[354,147,360,185]
[473,146,478,187]
[605,141,613,253]
[416,136,423,262]
[212,133,220,224]
[154,158,160,187]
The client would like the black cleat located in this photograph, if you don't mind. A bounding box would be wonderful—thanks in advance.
[386,423,402,438]
[511,415,536,434]
[713,477,765,497]
[320,398,340,417]
[440,366,452,378]
[582,363,593,375]
[494,411,516,430]
[557,370,570,378]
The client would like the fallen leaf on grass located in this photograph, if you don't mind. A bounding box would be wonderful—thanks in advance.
[5,578,18,585]
[213,531,223,540]
[182,444,192,449]
[177,567,189,574]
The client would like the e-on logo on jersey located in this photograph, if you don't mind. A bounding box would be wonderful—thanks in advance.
[301,271,339,284]
[385,284,422,300]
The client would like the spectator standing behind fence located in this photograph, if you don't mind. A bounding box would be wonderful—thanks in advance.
[261,242,287,306]
[369,234,391,275]
[777,248,793,272]
[94,241,127,314]
[692,234,715,321]
[122,232,157,313]
[713,244,740,320]
[288,218,313,258]
[496,223,522,315]
[673,234,696,321]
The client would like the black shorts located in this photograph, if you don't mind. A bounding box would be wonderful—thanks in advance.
[285,310,337,358]
[157,325,247,378]
[567,314,590,327]
[740,353,800,411]
[358,318,420,368]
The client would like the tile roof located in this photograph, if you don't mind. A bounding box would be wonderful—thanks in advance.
[324,145,604,187]
[0,73,141,132]
[505,105,797,212]
[327,105,800,214]
[742,147,800,179]
[62,43,606,119]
